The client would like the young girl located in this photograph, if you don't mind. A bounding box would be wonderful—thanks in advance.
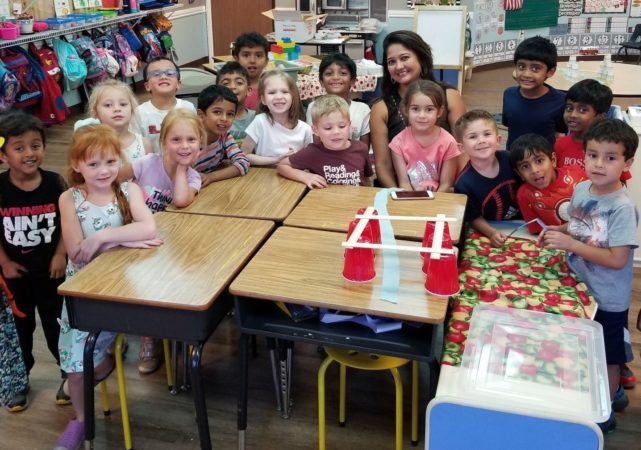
[88,79,152,162]
[119,108,202,374]
[55,125,160,450]
[241,70,312,166]
[389,80,461,192]
[195,85,250,187]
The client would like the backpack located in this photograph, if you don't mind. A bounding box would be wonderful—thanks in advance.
[114,31,139,78]
[52,38,87,91]
[0,60,19,112]
[69,35,108,82]
[0,47,44,109]
[28,43,62,84]
[118,23,143,52]
[37,68,68,125]
[134,19,165,63]
[98,48,120,77]
[157,31,174,56]
[149,14,173,32]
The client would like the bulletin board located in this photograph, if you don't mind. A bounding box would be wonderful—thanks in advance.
[414,5,467,70]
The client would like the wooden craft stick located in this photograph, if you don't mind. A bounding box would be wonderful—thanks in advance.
[346,206,375,246]
[341,241,455,255]
[430,214,446,260]
[355,214,457,222]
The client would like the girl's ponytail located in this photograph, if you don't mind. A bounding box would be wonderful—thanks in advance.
[112,179,133,225]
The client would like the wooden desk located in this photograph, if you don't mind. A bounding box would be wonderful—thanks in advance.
[58,212,274,450]
[284,186,467,242]
[229,226,450,446]
[166,167,307,222]
[549,61,641,97]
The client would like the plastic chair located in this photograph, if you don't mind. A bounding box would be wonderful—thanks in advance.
[176,68,217,106]
[317,347,419,450]
[113,334,173,450]
[615,24,641,64]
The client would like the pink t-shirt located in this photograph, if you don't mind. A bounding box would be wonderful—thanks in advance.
[244,85,259,111]
[389,127,460,191]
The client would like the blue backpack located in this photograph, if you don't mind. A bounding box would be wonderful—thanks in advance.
[0,60,20,112]
[69,35,108,82]
[52,38,87,91]
[1,47,44,109]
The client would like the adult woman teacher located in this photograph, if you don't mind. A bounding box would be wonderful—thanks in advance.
[370,30,466,187]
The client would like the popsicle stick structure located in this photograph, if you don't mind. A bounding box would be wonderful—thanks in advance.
[341,207,460,296]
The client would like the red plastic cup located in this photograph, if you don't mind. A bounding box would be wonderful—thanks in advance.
[343,219,376,282]
[425,252,460,296]
[357,208,381,244]
[421,221,436,258]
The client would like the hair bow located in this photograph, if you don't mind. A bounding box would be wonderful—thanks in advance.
[73,117,101,131]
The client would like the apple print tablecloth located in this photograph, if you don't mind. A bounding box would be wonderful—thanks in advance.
[297,74,378,100]
[441,230,597,367]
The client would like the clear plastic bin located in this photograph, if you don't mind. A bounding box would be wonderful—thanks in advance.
[460,304,610,423]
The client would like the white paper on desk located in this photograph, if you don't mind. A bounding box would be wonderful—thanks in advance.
[319,309,403,333]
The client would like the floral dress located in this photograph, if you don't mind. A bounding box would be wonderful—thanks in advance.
[122,133,146,162]
[58,185,128,373]
[0,280,28,406]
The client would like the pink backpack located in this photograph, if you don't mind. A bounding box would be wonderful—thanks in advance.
[114,31,139,79]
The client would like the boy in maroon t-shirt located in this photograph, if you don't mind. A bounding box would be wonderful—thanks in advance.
[277,95,373,188]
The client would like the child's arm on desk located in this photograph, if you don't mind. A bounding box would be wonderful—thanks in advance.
[540,225,630,269]
[241,136,289,166]
[471,217,507,247]
[391,151,412,191]
[277,157,327,189]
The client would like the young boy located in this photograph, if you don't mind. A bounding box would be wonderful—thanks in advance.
[232,32,269,112]
[278,95,372,188]
[195,85,250,187]
[554,79,612,170]
[540,118,638,433]
[502,36,566,150]
[216,62,256,144]
[305,53,370,147]
[510,133,586,234]
[136,57,197,155]
[0,112,69,411]
[453,110,521,247]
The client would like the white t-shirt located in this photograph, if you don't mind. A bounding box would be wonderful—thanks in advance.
[135,99,196,155]
[306,100,371,141]
[245,113,312,158]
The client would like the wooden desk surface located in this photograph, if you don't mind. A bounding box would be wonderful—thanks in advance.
[284,186,467,242]
[549,61,641,97]
[58,212,274,311]
[229,226,448,324]
[166,168,307,221]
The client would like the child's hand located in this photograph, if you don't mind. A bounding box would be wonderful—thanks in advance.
[490,230,507,247]
[1,260,27,279]
[304,173,327,189]
[540,230,576,252]
[77,234,104,264]
[200,172,213,188]
[120,238,164,249]
[49,253,66,279]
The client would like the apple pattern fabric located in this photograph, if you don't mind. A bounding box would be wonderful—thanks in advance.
[442,229,597,367]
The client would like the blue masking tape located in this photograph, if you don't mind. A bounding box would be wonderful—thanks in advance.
[374,189,401,303]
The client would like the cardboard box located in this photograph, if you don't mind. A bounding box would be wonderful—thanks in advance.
[262,9,326,43]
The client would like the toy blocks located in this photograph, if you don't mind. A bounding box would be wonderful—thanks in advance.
[269,37,302,61]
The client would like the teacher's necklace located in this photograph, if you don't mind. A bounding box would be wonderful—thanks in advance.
[390,94,407,129]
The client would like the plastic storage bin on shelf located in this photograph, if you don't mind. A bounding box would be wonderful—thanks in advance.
[0,22,20,40]
[459,304,610,423]
[44,17,74,30]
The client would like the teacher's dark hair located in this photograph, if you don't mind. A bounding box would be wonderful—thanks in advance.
[381,30,435,98]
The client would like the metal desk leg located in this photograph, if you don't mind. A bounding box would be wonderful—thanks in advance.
[278,340,292,419]
[238,333,249,450]
[171,340,179,395]
[182,342,191,391]
[267,338,282,412]
[190,342,212,450]
[83,332,100,449]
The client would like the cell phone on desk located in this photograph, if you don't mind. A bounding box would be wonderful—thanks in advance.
[390,190,435,200]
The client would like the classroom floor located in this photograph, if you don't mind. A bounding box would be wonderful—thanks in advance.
[1,64,641,449]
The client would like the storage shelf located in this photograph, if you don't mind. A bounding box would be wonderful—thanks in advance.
[0,4,182,50]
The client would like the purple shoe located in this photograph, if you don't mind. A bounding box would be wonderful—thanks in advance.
[53,419,84,450]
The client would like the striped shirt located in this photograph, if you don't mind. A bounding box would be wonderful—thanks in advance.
[194,132,250,176]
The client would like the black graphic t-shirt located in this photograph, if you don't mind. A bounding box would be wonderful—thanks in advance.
[0,169,66,276]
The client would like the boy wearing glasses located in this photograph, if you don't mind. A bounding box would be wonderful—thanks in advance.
[136,57,196,155]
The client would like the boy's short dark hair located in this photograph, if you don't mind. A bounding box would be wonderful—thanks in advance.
[566,79,613,115]
[509,133,554,169]
[583,118,639,160]
[514,36,557,70]
[318,53,357,81]
[143,57,181,81]
[0,111,46,151]
[197,84,239,112]
[216,61,250,84]
[453,109,497,141]
[231,32,269,57]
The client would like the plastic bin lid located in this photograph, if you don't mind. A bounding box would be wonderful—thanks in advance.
[459,304,610,423]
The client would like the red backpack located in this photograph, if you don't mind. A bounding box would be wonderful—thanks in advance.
[0,47,43,109]
[29,43,62,84]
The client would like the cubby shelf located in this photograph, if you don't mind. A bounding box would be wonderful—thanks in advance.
[0,4,182,50]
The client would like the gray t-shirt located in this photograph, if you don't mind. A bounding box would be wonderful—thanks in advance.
[567,181,638,312]
[229,109,256,144]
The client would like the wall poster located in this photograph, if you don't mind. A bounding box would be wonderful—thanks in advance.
[560,0,583,16]
[583,0,626,14]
